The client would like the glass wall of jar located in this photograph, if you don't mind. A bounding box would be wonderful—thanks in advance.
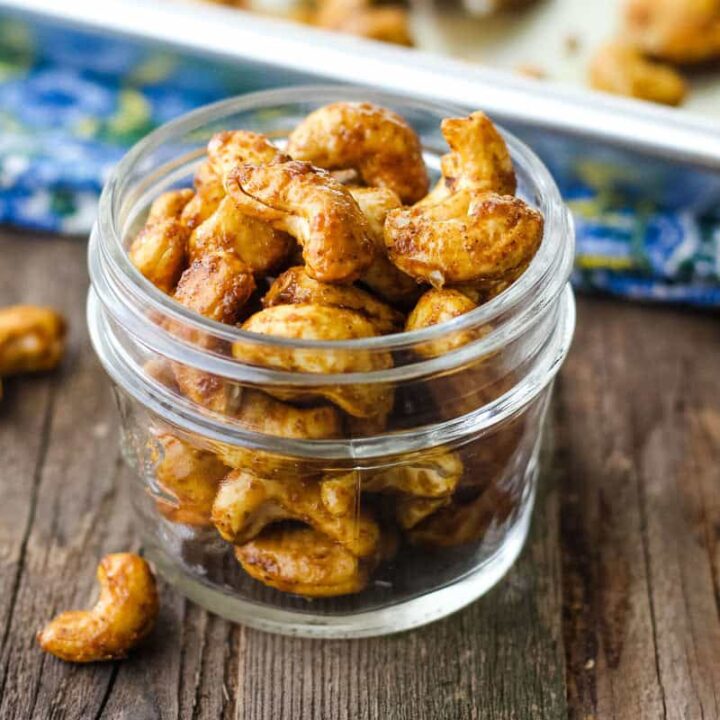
[88,87,575,637]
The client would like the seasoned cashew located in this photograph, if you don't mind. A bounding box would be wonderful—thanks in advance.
[173,248,255,326]
[171,249,255,414]
[212,469,381,557]
[37,554,158,662]
[128,190,194,293]
[408,484,515,547]
[320,473,360,517]
[406,288,484,358]
[235,526,370,597]
[589,41,687,106]
[129,219,189,293]
[315,0,414,46]
[226,160,375,284]
[287,102,429,204]
[145,188,195,225]
[623,0,720,64]
[263,266,404,335]
[453,263,528,306]
[0,305,66,376]
[319,451,462,520]
[188,196,292,272]
[181,161,226,230]
[385,191,544,287]
[153,434,229,526]
[211,389,343,475]
[363,451,463,497]
[418,112,516,207]
[233,304,394,418]
[395,496,451,530]
[349,186,423,308]
[181,130,288,230]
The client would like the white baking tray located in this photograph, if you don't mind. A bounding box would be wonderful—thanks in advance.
[2,0,720,212]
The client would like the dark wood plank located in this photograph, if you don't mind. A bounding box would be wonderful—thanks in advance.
[234,466,567,720]
[559,300,720,720]
[2,227,719,720]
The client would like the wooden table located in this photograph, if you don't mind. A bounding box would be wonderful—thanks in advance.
[1,229,719,720]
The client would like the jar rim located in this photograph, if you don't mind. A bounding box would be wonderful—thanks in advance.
[87,285,575,458]
[94,85,574,372]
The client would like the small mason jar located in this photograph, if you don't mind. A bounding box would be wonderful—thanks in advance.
[87,86,575,638]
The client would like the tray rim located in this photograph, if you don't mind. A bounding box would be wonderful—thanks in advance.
[2,0,720,171]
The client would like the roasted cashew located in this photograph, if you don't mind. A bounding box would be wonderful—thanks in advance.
[385,191,544,287]
[181,160,226,230]
[589,41,687,106]
[287,102,429,204]
[363,451,463,497]
[408,484,515,547]
[623,0,720,64]
[418,111,516,207]
[405,288,483,358]
[226,160,375,284]
[235,526,370,597]
[37,554,158,662]
[233,304,394,418]
[211,389,343,475]
[315,0,414,46]
[171,249,255,414]
[0,305,66,376]
[153,434,229,526]
[188,196,292,272]
[128,189,194,293]
[395,496,451,530]
[263,266,404,335]
[181,130,288,230]
[320,450,462,516]
[349,186,423,308]
[212,469,381,557]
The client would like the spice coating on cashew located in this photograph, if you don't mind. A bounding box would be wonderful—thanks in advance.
[349,186,423,308]
[226,161,375,284]
[0,305,66,376]
[623,0,720,64]
[235,526,370,597]
[154,434,229,526]
[188,196,292,271]
[233,304,394,418]
[37,554,159,662]
[287,102,429,204]
[211,390,343,475]
[171,249,255,414]
[406,288,482,358]
[181,130,288,230]
[589,41,687,106]
[418,112,516,207]
[129,190,194,293]
[263,266,404,335]
[385,191,544,287]
[212,469,381,557]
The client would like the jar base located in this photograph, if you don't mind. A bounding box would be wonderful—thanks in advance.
[143,492,534,639]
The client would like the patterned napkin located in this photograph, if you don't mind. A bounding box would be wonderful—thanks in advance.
[1,16,718,305]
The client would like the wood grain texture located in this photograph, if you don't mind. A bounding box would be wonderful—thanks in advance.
[0,229,718,719]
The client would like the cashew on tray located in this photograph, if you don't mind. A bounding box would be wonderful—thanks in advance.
[121,101,545,598]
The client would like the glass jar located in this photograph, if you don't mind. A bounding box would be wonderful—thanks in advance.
[87,86,575,638]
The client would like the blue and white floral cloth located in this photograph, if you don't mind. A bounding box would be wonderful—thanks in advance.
[1,15,719,306]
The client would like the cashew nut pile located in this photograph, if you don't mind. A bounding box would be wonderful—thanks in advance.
[0,305,67,400]
[588,0,720,106]
[127,102,543,597]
